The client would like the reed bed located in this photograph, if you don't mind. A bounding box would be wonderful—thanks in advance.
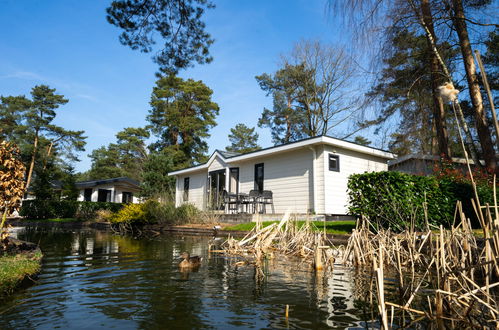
[220,213,337,272]
[341,200,499,328]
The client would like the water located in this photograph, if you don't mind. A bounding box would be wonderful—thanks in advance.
[1,228,379,329]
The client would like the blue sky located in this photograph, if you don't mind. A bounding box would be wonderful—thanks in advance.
[0,0,354,172]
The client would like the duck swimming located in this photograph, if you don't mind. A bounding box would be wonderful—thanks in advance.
[179,252,202,268]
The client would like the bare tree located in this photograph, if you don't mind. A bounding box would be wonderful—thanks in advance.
[284,40,361,137]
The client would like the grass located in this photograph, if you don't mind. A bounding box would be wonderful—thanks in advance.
[0,251,42,296]
[223,220,356,235]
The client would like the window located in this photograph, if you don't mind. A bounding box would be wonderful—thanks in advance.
[329,154,340,172]
[183,177,190,201]
[254,163,264,192]
[229,168,239,194]
[84,188,93,201]
[98,189,112,202]
[122,192,133,203]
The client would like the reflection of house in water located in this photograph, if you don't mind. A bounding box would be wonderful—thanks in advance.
[85,238,94,265]
[71,236,80,255]
[7,227,24,239]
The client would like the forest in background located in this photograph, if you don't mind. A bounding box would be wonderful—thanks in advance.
[0,0,497,199]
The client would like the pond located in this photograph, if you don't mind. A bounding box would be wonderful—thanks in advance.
[1,228,388,329]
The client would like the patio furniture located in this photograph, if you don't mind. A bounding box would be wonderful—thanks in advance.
[260,190,274,214]
[236,192,249,213]
[223,190,239,214]
[244,190,260,214]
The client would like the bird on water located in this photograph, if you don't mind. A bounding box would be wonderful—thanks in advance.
[179,251,202,268]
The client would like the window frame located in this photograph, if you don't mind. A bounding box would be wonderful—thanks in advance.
[254,163,264,192]
[183,177,190,202]
[328,154,340,172]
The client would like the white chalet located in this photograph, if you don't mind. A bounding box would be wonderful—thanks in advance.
[168,135,395,216]
[76,177,141,204]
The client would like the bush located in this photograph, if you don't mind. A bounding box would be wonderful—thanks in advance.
[347,171,493,231]
[174,203,200,224]
[142,200,176,224]
[94,209,113,222]
[141,200,201,224]
[75,202,123,220]
[109,203,148,224]
[20,200,124,220]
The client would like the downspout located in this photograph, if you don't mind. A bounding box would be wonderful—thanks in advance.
[308,146,318,214]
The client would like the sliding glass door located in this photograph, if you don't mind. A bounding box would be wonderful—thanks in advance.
[207,170,226,210]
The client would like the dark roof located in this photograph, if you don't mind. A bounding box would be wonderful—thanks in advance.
[75,177,140,189]
[217,150,240,158]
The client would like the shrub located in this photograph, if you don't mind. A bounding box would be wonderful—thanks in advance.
[75,202,123,220]
[175,203,200,224]
[94,209,113,222]
[109,203,148,224]
[347,171,493,231]
[142,200,176,224]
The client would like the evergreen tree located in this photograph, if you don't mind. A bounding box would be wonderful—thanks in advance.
[0,85,86,192]
[140,151,175,199]
[83,127,149,181]
[60,165,80,200]
[147,75,219,168]
[365,30,459,156]
[354,136,371,146]
[226,124,261,154]
[106,0,214,74]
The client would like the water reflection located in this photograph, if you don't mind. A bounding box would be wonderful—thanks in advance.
[1,228,399,329]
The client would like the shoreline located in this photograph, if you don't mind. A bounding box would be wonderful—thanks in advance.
[9,219,351,245]
[0,239,42,297]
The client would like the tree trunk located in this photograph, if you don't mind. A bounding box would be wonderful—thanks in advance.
[42,142,54,171]
[25,130,39,191]
[421,0,451,159]
[451,0,496,171]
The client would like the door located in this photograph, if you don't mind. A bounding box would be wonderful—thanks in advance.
[207,170,226,210]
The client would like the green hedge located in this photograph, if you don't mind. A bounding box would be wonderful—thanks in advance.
[347,171,493,230]
[20,200,124,220]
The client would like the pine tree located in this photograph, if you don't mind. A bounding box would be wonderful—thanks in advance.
[226,124,261,154]
[147,75,219,168]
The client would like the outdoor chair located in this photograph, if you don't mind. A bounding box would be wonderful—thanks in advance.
[223,190,239,214]
[260,190,274,214]
[246,190,261,214]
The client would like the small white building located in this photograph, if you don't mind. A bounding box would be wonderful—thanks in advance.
[168,136,395,215]
[76,177,141,204]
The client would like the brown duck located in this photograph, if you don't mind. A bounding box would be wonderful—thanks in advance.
[179,252,202,268]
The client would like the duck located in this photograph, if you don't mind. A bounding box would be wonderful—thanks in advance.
[179,251,202,268]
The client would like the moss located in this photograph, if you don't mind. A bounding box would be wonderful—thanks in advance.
[223,220,356,235]
[0,251,42,296]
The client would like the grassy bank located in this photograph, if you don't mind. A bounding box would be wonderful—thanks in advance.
[0,251,42,296]
[224,220,356,235]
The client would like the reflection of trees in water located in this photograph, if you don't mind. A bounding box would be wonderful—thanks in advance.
[5,230,398,329]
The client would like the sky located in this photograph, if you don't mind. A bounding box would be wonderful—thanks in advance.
[0,0,355,172]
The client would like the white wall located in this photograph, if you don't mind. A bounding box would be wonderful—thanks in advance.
[176,171,206,209]
[323,145,388,214]
[77,184,141,203]
[172,144,390,214]
[208,156,227,172]
[234,148,313,213]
